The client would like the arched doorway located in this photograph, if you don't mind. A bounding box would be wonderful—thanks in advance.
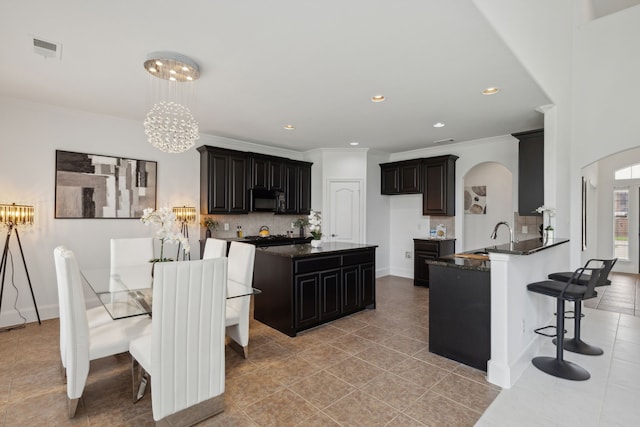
[463,162,513,250]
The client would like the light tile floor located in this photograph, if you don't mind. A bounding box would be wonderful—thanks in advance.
[0,273,637,426]
[478,271,640,426]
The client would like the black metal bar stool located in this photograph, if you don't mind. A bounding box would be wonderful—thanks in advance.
[527,266,604,381]
[547,258,617,355]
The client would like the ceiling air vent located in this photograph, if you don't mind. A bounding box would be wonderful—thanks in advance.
[434,138,454,144]
[33,37,62,59]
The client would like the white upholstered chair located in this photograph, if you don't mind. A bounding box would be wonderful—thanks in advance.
[56,247,151,417]
[110,237,154,271]
[129,258,228,425]
[226,241,255,358]
[54,246,114,374]
[202,238,227,259]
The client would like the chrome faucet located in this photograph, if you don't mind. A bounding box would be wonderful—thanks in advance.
[490,221,515,245]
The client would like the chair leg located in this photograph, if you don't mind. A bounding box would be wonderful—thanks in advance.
[229,340,248,359]
[68,397,79,418]
[131,357,149,403]
[532,298,590,381]
[553,300,603,356]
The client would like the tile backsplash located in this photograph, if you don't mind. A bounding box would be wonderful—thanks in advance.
[200,212,309,239]
[514,212,543,241]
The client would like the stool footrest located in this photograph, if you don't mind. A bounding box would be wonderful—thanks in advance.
[534,325,567,338]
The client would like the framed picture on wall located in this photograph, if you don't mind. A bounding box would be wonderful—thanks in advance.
[55,150,157,219]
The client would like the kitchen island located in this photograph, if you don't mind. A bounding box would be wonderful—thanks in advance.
[253,242,377,337]
[427,237,570,388]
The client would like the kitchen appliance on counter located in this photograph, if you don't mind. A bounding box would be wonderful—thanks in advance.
[258,226,270,237]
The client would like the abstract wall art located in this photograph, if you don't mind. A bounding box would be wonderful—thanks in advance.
[464,185,487,214]
[55,150,157,219]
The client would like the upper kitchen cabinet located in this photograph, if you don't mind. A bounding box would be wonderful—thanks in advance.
[513,129,544,215]
[250,155,284,192]
[198,146,248,214]
[282,160,312,214]
[422,155,458,216]
[380,159,422,194]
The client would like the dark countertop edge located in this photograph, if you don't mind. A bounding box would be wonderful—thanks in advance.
[484,237,570,255]
[427,256,491,272]
[256,243,378,259]
[413,238,456,242]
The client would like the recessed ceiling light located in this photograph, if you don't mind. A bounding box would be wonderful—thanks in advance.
[433,122,445,128]
[482,87,499,95]
[284,125,295,130]
[371,95,386,103]
[349,142,359,146]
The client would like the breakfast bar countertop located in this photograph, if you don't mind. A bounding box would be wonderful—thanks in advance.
[484,237,570,255]
[427,237,570,272]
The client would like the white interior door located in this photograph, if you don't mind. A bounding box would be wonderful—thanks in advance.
[327,180,362,243]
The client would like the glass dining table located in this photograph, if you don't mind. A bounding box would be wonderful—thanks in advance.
[81,263,260,320]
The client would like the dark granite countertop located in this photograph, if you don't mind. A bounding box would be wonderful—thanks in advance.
[255,242,378,258]
[427,237,570,272]
[484,237,569,255]
[428,255,491,272]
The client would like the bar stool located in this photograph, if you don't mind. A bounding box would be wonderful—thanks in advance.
[527,266,604,381]
[547,258,616,355]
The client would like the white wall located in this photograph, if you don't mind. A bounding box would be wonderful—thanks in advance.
[463,162,513,250]
[475,1,640,269]
[366,150,391,276]
[0,96,304,328]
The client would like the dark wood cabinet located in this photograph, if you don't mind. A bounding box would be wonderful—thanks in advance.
[380,155,457,216]
[380,160,421,195]
[295,273,320,329]
[250,155,284,192]
[298,162,312,214]
[514,129,544,215]
[422,155,457,216]
[198,146,248,214]
[413,239,456,287]
[254,246,377,336]
[199,146,311,215]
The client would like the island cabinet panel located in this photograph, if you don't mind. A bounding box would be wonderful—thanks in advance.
[253,244,377,337]
[429,264,491,371]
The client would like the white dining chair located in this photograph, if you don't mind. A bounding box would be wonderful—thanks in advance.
[202,238,227,259]
[129,258,228,425]
[56,247,151,418]
[226,241,255,359]
[110,237,154,271]
[54,246,115,377]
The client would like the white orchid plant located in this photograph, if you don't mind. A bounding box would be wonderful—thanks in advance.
[308,210,322,240]
[535,205,556,231]
[141,207,190,261]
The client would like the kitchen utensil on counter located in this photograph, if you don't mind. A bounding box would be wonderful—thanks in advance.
[259,226,270,237]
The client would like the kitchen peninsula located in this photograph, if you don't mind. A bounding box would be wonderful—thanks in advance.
[253,242,377,337]
[427,237,570,389]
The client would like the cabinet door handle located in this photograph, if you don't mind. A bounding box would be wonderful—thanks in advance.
[331,234,338,237]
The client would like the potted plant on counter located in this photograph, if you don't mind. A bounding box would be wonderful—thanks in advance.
[293,217,309,238]
[308,210,323,247]
[203,218,219,238]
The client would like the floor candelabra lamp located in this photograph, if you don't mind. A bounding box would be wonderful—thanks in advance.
[0,203,41,331]
[173,206,196,261]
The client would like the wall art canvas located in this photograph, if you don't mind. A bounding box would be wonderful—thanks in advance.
[55,150,157,218]
[464,185,487,214]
